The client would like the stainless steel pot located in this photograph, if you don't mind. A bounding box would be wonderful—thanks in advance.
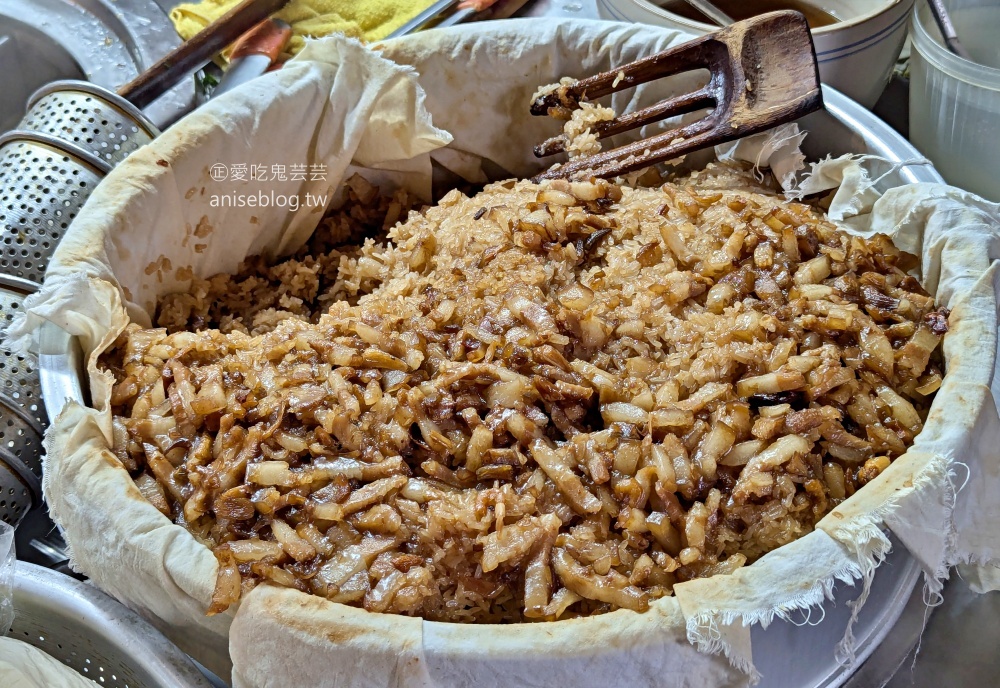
[33,85,943,688]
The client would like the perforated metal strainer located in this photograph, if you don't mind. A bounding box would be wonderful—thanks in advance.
[0,130,113,284]
[0,133,91,525]
[0,83,141,516]
[0,274,42,526]
[0,82,159,509]
[22,80,159,167]
[10,561,214,688]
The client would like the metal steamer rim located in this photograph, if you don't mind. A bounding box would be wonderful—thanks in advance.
[22,80,161,168]
[26,80,161,140]
[0,130,115,178]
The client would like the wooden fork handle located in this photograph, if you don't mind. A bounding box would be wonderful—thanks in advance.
[533,11,823,181]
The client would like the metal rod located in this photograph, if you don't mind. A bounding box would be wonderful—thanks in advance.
[0,130,114,175]
[681,0,734,27]
[434,7,477,29]
[926,0,973,60]
[387,0,460,38]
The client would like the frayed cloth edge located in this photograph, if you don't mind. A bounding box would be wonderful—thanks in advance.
[684,613,761,684]
[684,550,867,685]
[684,450,964,682]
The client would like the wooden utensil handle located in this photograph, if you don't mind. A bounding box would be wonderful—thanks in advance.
[118,0,290,109]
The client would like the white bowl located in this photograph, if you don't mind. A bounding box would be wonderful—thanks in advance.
[596,0,914,107]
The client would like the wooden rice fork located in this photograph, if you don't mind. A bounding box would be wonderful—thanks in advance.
[530,11,823,181]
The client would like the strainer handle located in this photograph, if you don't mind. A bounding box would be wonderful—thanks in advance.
[37,321,87,422]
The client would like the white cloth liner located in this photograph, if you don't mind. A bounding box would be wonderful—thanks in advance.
[5,19,1000,687]
[715,123,808,190]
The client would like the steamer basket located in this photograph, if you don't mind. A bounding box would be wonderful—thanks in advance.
[0,274,43,525]
[0,275,44,430]
[0,462,30,527]
[0,81,159,512]
[0,131,112,284]
[9,561,213,688]
[21,81,159,168]
[33,81,952,687]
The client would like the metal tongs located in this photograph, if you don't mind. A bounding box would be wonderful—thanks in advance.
[530,11,823,180]
[386,0,528,38]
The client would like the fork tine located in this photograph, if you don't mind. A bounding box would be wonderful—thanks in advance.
[531,13,823,182]
[533,86,716,158]
[532,117,720,182]
[529,33,718,116]
[533,75,815,182]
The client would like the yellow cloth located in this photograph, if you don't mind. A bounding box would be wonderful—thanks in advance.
[169,0,434,56]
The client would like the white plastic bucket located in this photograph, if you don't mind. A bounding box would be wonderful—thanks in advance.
[910,0,1000,201]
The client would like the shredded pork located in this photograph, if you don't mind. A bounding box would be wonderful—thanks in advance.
[103,170,947,622]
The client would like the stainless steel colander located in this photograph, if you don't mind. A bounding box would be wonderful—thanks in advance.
[9,561,213,688]
[0,130,113,284]
[0,81,160,521]
[21,81,159,167]
[0,274,42,526]
[0,80,151,523]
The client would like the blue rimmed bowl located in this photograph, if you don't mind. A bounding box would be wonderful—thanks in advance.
[596,0,914,107]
